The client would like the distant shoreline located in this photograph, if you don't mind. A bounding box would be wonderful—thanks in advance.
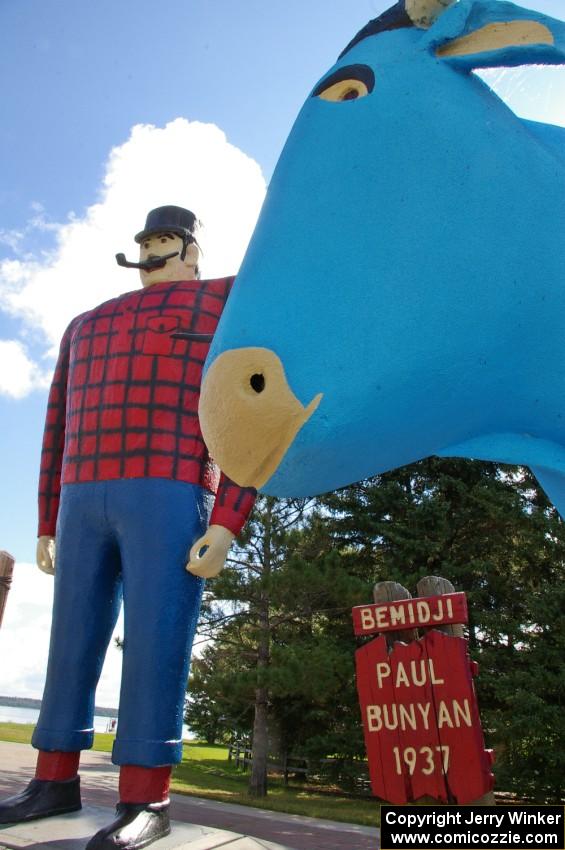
[0,695,118,718]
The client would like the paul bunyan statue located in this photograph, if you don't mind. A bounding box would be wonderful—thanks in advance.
[0,206,255,849]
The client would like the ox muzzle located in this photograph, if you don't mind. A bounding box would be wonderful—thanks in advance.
[199,348,322,489]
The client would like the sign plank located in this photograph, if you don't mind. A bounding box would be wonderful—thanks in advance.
[352,592,467,636]
[423,630,494,803]
[355,630,493,804]
[355,636,408,803]
[388,639,447,802]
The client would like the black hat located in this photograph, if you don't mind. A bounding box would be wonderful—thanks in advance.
[135,205,198,244]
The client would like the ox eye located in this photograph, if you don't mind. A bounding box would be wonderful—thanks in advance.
[313,64,374,102]
[318,80,368,101]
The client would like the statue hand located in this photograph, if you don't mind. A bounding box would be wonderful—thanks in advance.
[187,525,234,579]
[37,536,56,575]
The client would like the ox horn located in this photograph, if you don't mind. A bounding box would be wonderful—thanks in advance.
[405,0,456,28]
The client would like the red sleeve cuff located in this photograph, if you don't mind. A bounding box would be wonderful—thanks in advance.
[38,522,57,538]
[209,506,248,537]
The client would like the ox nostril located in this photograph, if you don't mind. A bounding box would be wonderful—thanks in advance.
[250,373,265,394]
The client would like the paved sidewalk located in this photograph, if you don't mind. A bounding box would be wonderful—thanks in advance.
[0,806,288,850]
[0,742,379,850]
[1,804,286,850]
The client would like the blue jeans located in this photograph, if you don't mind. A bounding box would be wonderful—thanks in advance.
[32,479,212,766]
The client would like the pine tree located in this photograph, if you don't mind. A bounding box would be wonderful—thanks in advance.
[185,642,254,744]
[190,458,565,801]
[193,495,367,796]
[320,458,565,800]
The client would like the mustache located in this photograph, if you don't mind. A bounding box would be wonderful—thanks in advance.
[115,251,179,271]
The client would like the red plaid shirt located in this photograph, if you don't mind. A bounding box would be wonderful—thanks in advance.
[38,276,256,538]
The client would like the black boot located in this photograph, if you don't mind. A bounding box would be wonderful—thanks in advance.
[85,801,171,850]
[0,777,81,823]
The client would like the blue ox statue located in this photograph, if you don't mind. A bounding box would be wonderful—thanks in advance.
[199,0,565,515]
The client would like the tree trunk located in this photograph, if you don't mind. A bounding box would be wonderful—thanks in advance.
[248,681,269,796]
[248,499,274,798]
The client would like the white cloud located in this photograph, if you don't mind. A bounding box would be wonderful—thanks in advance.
[0,561,123,708]
[0,340,50,398]
[0,118,266,369]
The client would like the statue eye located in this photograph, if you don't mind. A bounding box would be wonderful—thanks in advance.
[312,64,375,102]
[317,79,369,101]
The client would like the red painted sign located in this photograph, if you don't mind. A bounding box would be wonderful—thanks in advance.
[352,592,467,636]
[355,630,494,804]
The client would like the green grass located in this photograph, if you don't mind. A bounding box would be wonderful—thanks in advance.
[0,723,35,746]
[0,723,117,752]
[0,724,379,827]
[173,742,379,826]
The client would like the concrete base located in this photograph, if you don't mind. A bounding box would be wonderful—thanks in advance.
[0,806,288,850]
[0,744,380,850]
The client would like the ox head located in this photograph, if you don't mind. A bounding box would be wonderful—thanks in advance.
[200,0,565,496]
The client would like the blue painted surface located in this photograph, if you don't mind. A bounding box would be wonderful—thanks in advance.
[206,0,565,512]
[32,479,209,765]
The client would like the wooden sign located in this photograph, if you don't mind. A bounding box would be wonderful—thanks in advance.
[355,629,494,804]
[0,551,15,629]
[352,592,467,636]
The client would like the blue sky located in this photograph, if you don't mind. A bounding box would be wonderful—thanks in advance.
[0,0,563,703]
[0,0,377,563]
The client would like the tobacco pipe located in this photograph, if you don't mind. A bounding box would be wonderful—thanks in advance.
[171,331,214,343]
[115,251,179,271]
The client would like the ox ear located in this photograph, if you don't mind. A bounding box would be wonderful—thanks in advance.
[423,0,565,69]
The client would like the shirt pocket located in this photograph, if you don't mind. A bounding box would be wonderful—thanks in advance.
[142,315,180,356]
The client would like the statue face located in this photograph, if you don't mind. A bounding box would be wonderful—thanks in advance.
[139,231,199,287]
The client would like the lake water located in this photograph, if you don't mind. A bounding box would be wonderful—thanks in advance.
[0,705,115,733]
[0,704,192,739]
